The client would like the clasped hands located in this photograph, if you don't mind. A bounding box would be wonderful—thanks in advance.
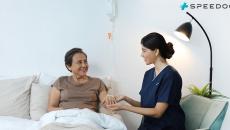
[102,95,126,111]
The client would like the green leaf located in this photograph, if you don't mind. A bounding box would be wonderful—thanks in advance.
[210,94,230,99]
[211,90,230,99]
[187,83,229,99]
[201,83,209,95]
[188,85,202,95]
[212,89,222,94]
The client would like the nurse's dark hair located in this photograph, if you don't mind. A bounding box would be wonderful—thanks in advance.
[64,48,87,72]
[141,32,175,59]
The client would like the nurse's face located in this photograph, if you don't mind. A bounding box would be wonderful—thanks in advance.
[141,45,158,65]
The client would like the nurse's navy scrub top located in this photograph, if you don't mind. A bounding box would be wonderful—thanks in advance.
[139,65,185,130]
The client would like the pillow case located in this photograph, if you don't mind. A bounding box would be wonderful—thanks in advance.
[30,83,51,120]
[0,76,36,119]
[30,73,56,120]
[37,73,56,85]
[0,74,39,82]
[99,77,117,115]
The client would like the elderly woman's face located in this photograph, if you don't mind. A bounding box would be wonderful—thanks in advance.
[68,53,88,77]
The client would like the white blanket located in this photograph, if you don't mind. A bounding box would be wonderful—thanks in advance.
[40,108,127,130]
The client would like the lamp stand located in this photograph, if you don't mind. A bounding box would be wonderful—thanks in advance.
[186,12,213,96]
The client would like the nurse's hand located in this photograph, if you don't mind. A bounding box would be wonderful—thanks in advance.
[106,103,124,111]
[114,95,126,102]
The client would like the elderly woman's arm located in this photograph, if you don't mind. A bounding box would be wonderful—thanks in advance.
[99,89,117,105]
[48,87,63,112]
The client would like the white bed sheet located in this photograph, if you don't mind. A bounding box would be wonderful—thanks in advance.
[0,116,39,130]
[0,112,125,130]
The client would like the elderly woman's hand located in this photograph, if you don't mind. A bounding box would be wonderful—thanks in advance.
[114,95,126,102]
[103,95,117,106]
[106,103,125,111]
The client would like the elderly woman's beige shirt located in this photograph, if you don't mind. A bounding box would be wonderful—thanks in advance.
[52,76,107,112]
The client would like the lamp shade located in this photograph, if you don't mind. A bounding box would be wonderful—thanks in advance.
[174,22,192,42]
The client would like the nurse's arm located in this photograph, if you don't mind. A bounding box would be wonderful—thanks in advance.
[124,96,141,107]
[122,102,168,118]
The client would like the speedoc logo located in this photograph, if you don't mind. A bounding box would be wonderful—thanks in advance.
[180,1,230,10]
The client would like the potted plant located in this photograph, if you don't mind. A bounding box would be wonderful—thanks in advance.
[188,83,229,99]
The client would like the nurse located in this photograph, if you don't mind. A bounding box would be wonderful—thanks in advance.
[107,32,185,130]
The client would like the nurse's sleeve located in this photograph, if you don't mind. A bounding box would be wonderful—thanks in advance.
[139,71,148,95]
[156,73,176,104]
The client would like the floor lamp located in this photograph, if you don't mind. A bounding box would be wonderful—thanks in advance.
[174,12,213,96]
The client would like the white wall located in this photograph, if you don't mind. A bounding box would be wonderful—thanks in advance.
[112,0,230,129]
[0,0,113,77]
[1,0,230,130]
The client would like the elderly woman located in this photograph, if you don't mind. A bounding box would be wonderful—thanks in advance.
[48,48,116,112]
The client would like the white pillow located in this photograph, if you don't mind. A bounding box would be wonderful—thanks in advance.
[30,83,51,120]
[0,74,39,82]
[37,73,56,85]
[99,77,117,115]
[100,76,114,94]
[0,76,36,119]
[30,73,57,120]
